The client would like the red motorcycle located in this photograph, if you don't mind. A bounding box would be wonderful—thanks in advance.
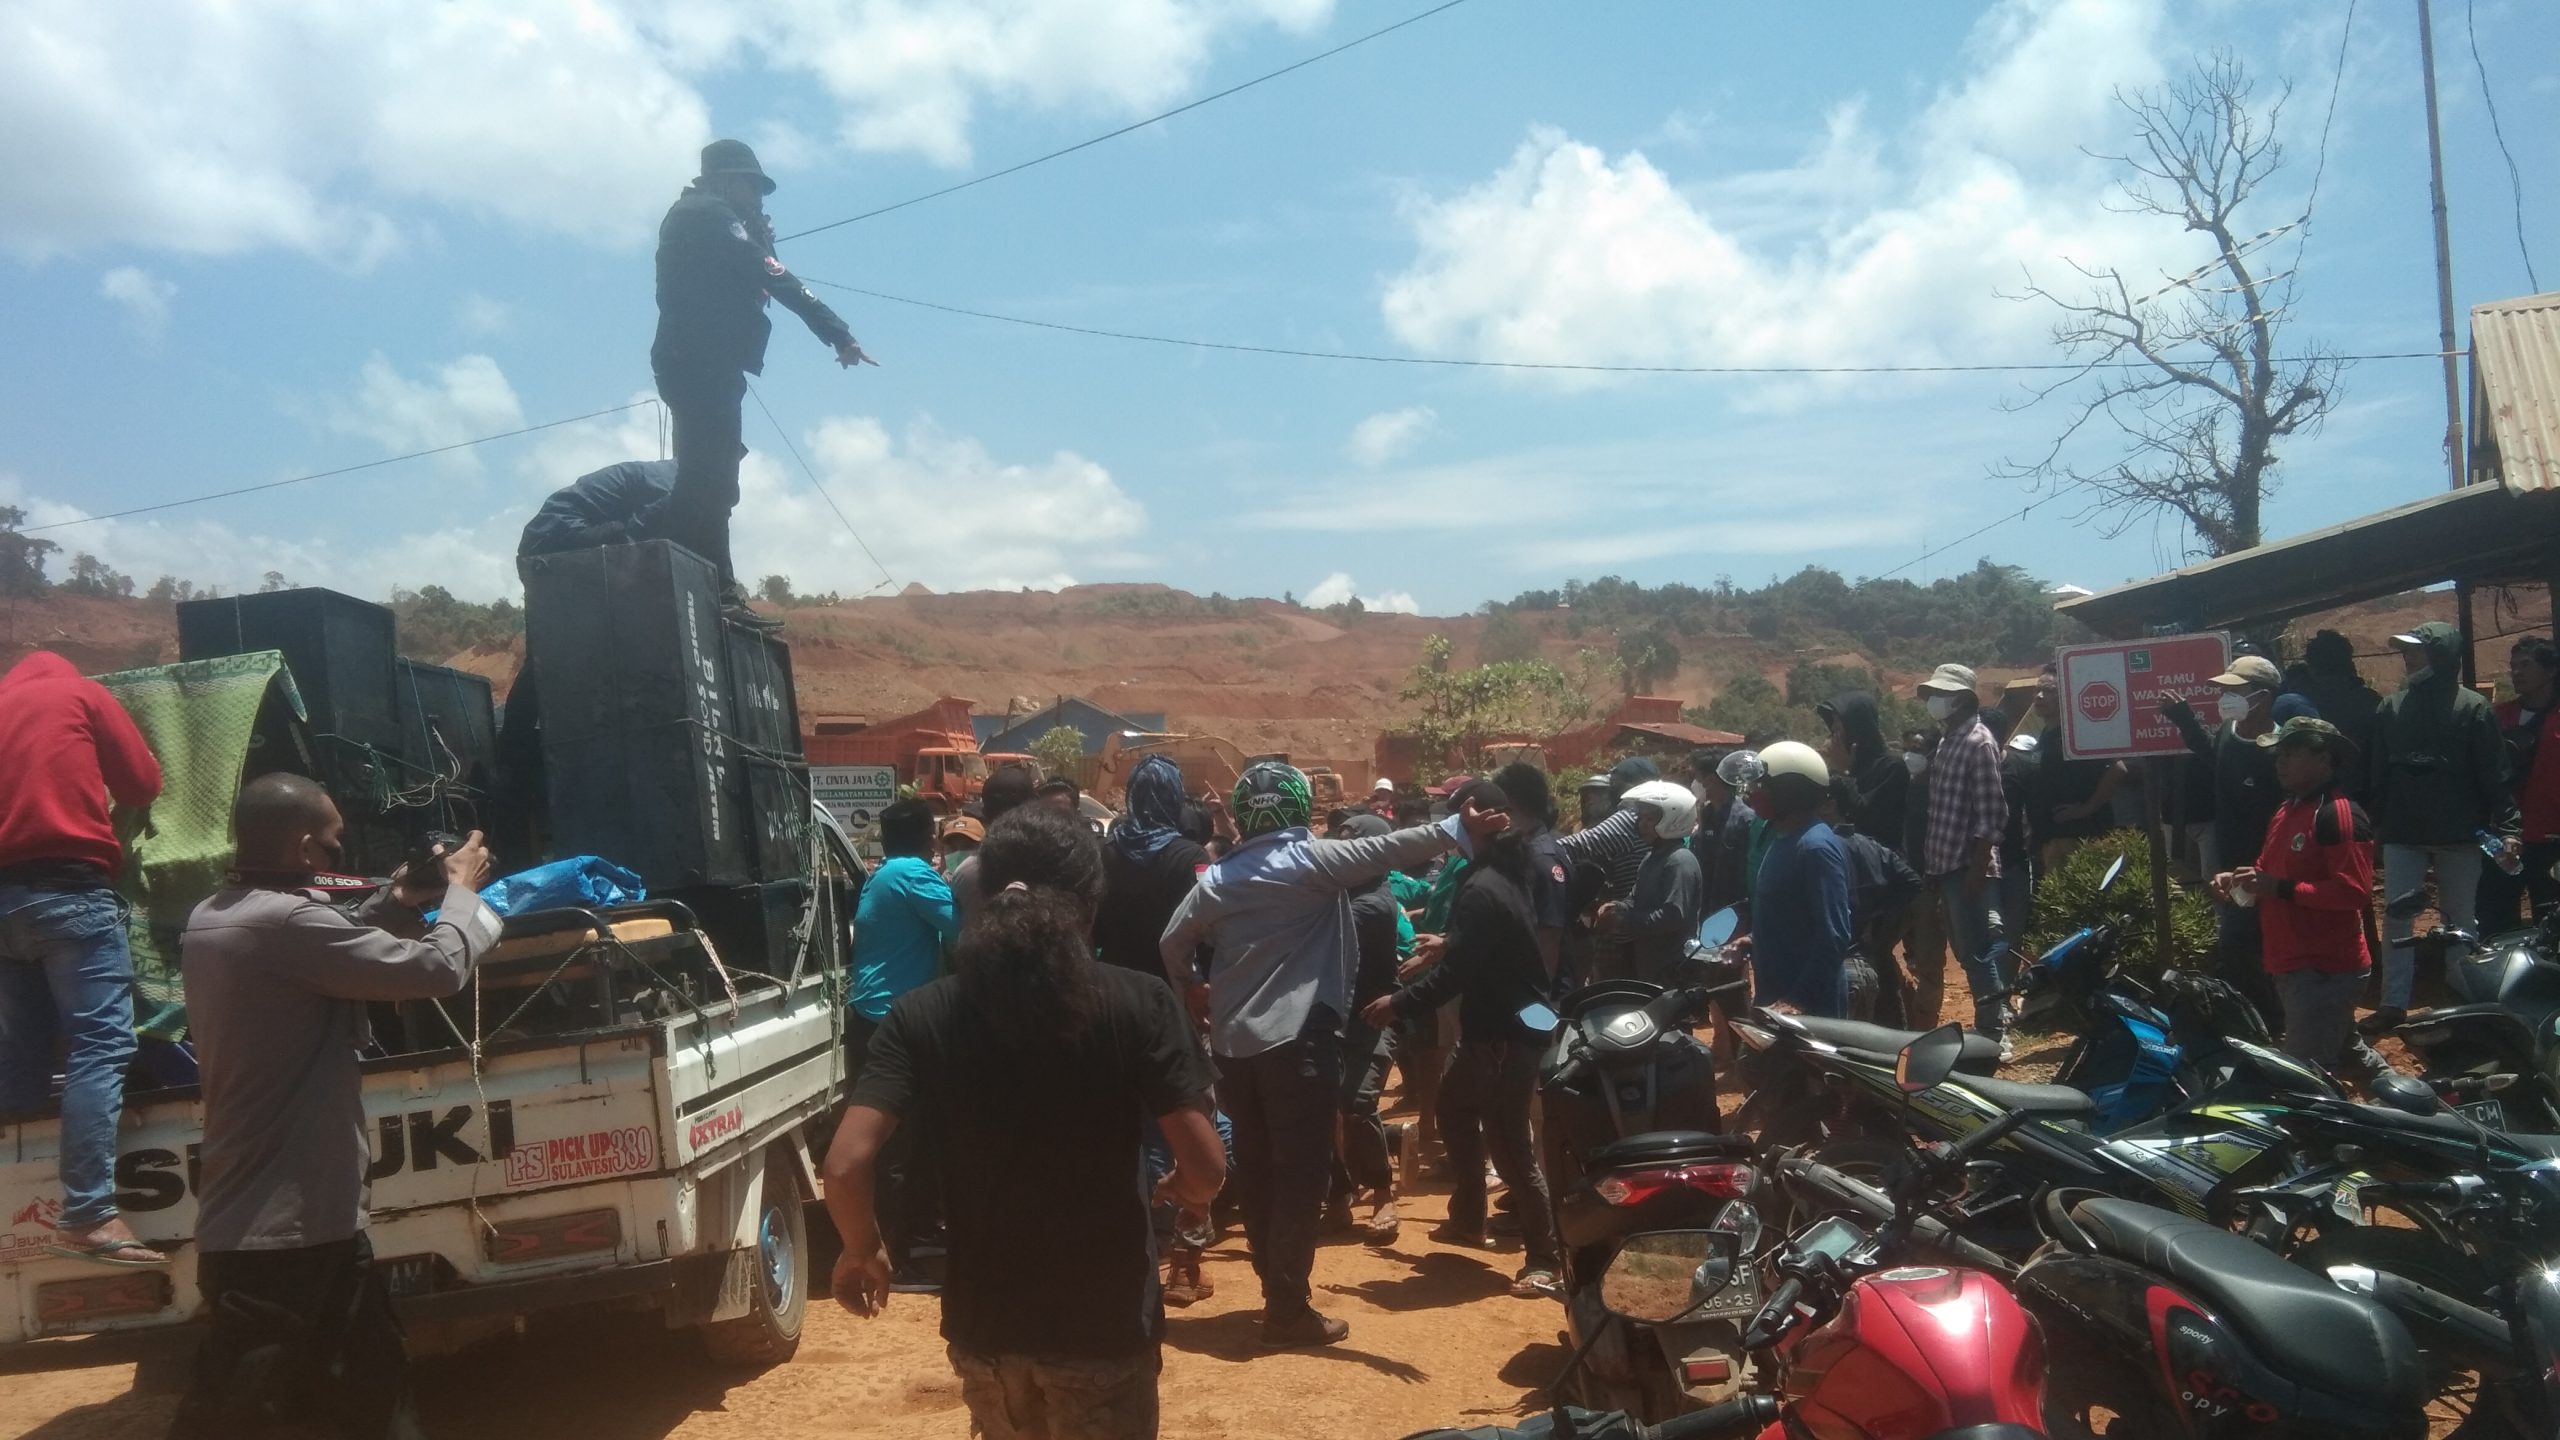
[1729,1026,2049,1439]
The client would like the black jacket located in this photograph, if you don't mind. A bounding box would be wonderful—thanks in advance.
[1392,865,1548,1042]
[651,187,852,378]
[518,460,674,557]
[2370,621,2517,846]
[1827,692,1911,855]
[2166,703,2279,872]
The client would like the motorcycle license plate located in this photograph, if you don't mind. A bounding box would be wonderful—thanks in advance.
[1684,1274,1762,1323]
[2461,1098,2508,1130]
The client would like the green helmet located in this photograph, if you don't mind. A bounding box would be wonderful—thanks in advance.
[1232,761,1313,837]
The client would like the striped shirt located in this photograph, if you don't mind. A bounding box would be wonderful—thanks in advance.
[1922,714,2007,878]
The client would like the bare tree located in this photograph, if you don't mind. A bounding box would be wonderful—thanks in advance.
[2001,53,2339,557]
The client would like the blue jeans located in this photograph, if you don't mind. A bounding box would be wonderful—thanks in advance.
[1936,870,2009,1036]
[2383,843,2484,1009]
[0,884,139,1230]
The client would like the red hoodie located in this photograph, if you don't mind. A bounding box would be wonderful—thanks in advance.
[0,652,163,877]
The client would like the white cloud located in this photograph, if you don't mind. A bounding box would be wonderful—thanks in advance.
[454,293,512,337]
[1379,0,2187,387]
[1302,571,1420,615]
[326,353,526,475]
[97,265,175,336]
[0,0,1335,262]
[1345,406,1436,467]
[6,396,1148,604]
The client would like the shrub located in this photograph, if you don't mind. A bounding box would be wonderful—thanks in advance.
[2018,829,2218,977]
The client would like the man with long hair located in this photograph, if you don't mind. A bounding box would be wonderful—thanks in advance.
[827,805,1225,1440]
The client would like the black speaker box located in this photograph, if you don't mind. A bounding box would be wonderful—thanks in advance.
[176,589,401,750]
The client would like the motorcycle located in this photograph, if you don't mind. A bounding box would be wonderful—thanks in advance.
[1397,1231,1781,1440]
[2383,888,2560,1133]
[2014,855,2279,1134]
[1849,1025,2433,1439]
[1753,1004,2337,1257]
[1539,906,1763,1419]
[1728,1007,2002,1152]
[1733,1039,2050,1437]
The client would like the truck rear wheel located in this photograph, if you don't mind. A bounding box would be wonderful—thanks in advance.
[700,1153,809,1368]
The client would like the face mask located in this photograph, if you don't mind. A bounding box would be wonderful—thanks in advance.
[2216,692,2254,724]
[1903,751,1928,778]
[1745,789,1779,819]
[1925,695,1958,723]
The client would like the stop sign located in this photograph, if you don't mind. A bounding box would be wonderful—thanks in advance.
[2077,680,2123,723]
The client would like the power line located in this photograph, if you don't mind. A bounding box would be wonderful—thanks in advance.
[2465,0,2540,290]
[807,276,2455,376]
[776,0,1479,243]
[22,400,661,534]
[1872,487,2082,581]
[743,380,897,593]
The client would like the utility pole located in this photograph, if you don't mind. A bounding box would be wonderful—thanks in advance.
[2417,0,2466,489]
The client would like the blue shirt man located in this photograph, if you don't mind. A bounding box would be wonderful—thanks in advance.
[1744,743,1855,1018]
[852,801,959,1022]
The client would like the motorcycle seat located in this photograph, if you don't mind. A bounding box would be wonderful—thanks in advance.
[1782,1017,2003,1074]
[2067,1196,2423,1411]
[1587,1130,1754,1170]
[1957,1073,2097,1117]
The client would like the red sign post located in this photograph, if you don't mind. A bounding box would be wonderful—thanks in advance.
[2053,634,2233,762]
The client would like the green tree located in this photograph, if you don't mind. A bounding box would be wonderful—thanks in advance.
[1696,671,1808,748]
[0,506,57,598]
[1616,623,1681,695]
[59,553,135,599]
[758,574,796,605]
[1397,634,1594,782]
[259,570,291,593]
[144,575,203,604]
[389,585,524,660]
[1029,724,1087,780]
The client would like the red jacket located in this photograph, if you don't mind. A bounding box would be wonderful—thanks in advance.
[2494,698,2560,841]
[2253,784,2373,977]
[0,652,162,877]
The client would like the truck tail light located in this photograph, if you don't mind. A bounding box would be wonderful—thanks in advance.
[37,1270,173,1330]
[484,1208,622,1264]
[1593,1163,1753,1207]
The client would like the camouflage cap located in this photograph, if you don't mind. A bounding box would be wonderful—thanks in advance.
[2255,715,2348,752]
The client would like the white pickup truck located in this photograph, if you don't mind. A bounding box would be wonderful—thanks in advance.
[0,811,859,1366]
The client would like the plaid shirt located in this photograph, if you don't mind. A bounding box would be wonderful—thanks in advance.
[1923,714,2006,878]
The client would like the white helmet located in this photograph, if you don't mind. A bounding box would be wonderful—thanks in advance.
[1620,779,1700,839]
[1758,740,1830,789]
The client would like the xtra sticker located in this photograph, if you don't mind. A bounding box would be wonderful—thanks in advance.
[687,1105,744,1152]
[503,1127,657,1188]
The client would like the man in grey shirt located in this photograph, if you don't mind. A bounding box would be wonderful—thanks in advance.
[1159,761,1504,1348]
[168,774,498,1440]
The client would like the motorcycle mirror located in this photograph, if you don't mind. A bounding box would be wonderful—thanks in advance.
[1515,1000,1561,1036]
[1698,906,1741,949]
[2098,854,2127,892]
[1896,1023,1967,1094]
[1599,1229,1742,1324]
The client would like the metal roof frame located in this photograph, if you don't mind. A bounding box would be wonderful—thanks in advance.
[2055,482,2560,638]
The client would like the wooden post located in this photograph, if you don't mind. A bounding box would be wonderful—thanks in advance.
[2146,757,2174,973]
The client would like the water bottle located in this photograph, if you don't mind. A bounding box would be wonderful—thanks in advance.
[2479,829,2523,877]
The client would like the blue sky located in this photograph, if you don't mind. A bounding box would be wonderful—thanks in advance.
[4,0,2554,615]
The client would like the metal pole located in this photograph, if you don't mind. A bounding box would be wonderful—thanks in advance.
[2418,0,2467,489]
[2146,759,2174,974]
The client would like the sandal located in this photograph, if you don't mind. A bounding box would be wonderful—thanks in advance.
[1510,1267,1562,1300]
[46,1237,168,1268]
[1361,1196,1401,1245]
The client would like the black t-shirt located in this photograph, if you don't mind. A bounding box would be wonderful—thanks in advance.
[1093,836,1209,981]
[849,968,1214,1359]
[1522,828,1577,934]
[1394,866,1548,1042]
[1347,877,1403,1007]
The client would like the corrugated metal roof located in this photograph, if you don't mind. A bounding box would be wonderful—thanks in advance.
[2472,290,2560,491]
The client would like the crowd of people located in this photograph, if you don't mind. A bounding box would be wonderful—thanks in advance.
[5,611,2557,1439]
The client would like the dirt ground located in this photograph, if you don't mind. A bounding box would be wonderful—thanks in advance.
[0,1132,1570,1440]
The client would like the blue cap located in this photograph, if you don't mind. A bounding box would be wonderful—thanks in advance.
[2270,692,2320,725]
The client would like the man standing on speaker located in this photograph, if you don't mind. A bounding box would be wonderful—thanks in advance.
[648,138,873,626]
